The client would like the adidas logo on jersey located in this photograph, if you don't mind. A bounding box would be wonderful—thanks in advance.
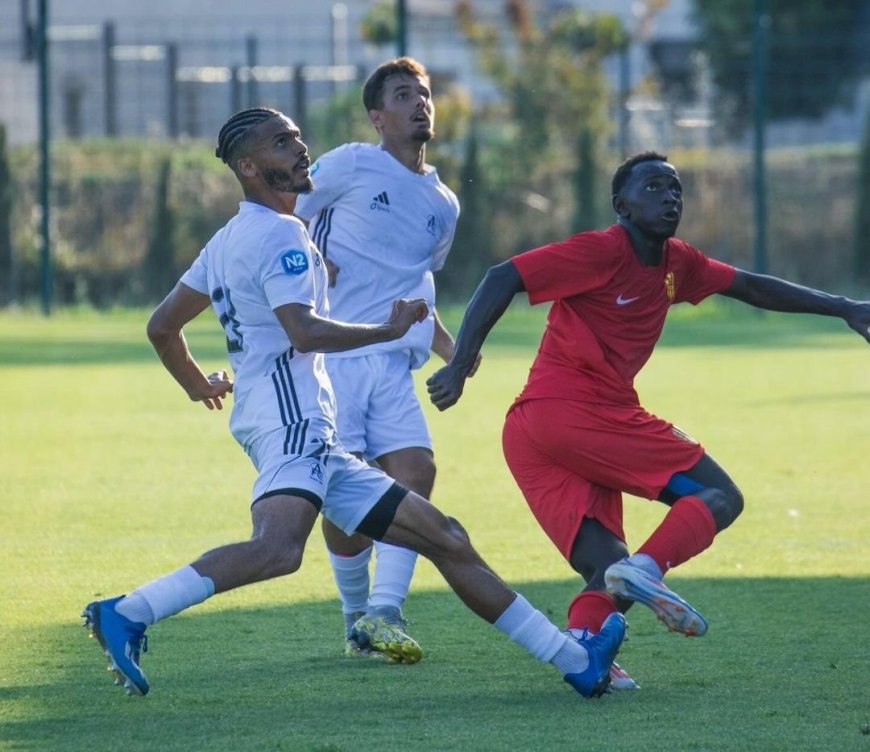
[370,191,391,212]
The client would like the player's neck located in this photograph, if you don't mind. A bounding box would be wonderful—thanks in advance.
[619,218,666,266]
[243,188,297,215]
[380,139,427,175]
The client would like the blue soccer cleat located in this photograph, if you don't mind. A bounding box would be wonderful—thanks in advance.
[569,625,639,691]
[604,558,708,637]
[563,611,627,698]
[82,595,150,696]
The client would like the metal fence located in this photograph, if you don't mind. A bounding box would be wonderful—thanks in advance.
[2,15,367,145]
[3,5,868,149]
[1,2,869,310]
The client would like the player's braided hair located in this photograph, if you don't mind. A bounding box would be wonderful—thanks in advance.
[215,107,281,166]
[611,151,669,197]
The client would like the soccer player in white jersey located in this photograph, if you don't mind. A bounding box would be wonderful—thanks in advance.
[295,57,474,663]
[81,106,625,699]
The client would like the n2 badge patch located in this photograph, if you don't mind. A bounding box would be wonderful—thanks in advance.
[280,249,309,275]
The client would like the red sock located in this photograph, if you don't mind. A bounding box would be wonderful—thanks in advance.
[638,495,717,575]
[566,590,617,633]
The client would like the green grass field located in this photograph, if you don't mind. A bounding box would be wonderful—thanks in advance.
[0,303,868,752]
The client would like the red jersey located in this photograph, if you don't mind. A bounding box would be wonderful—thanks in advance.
[511,224,735,405]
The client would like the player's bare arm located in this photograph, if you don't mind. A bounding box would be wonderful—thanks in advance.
[274,297,429,353]
[147,281,234,410]
[720,269,870,343]
[427,260,525,410]
[431,308,482,376]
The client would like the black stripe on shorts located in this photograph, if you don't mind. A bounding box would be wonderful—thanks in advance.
[251,488,323,512]
[355,482,409,540]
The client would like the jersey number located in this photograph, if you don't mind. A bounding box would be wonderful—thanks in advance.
[211,286,243,353]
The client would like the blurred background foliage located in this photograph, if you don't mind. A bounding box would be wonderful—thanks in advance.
[0,0,868,308]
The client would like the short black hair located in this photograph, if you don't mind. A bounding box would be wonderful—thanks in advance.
[362,57,429,111]
[215,107,281,168]
[611,151,669,197]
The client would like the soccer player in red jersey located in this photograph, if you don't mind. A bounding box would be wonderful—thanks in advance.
[427,152,870,689]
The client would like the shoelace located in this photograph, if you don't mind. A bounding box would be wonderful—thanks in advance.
[567,624,630,645]
[566,627,591,641]
[131,634,149,660]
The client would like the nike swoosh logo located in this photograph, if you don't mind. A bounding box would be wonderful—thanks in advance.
[616,294,641,305]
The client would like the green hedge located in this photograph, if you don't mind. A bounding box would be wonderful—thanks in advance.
[1,138,864,308]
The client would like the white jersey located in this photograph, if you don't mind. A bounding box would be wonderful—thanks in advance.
[181,201,334,451]
[294,142,459,369]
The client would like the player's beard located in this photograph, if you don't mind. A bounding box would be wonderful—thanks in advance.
[263,167,313,195]
[411,128,433,144]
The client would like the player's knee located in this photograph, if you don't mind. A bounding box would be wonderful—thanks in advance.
[445,515,470,544]
[699,486,744,531]
[255,538,305,578]
[271,546,305,577]
[726,486,745,524]
[403,455,437,498]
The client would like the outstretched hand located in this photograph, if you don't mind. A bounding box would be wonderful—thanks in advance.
[844,300,870,344]
[387,298,429,339]
[427,363,469,411]
[192,369,234,410]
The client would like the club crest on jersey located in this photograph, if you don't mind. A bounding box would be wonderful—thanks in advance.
[280,249,309,275]
[426,214,437,236]
[309,461,324,484]
[664,272,675,301]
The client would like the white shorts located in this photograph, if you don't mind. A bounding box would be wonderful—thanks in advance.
[246,418,400,536]
[326,352,432,461]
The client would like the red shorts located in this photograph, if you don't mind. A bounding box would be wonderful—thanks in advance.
[502,398,705,559]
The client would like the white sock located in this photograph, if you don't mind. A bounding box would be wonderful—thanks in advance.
[627,552,664,580]
[550,635,591,676]
[115,565,214,625]
[328,547,372,614]
[493,594,576,669]
[369,541,417,611]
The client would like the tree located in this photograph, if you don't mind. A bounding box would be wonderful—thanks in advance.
[144,157,176,301]
[572,127,597,232]
[359,3,397,47]
[856,105,870,283]
[455,0,626,247]
[0,125,12,304]
[439,125,493,300]
[693,0,867,133]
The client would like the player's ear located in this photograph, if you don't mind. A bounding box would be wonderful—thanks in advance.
[237,155,257,178]
[368,108,383,130]
[612,192,627,218]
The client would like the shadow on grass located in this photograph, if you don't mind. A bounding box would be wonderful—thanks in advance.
[1,577,868,752]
